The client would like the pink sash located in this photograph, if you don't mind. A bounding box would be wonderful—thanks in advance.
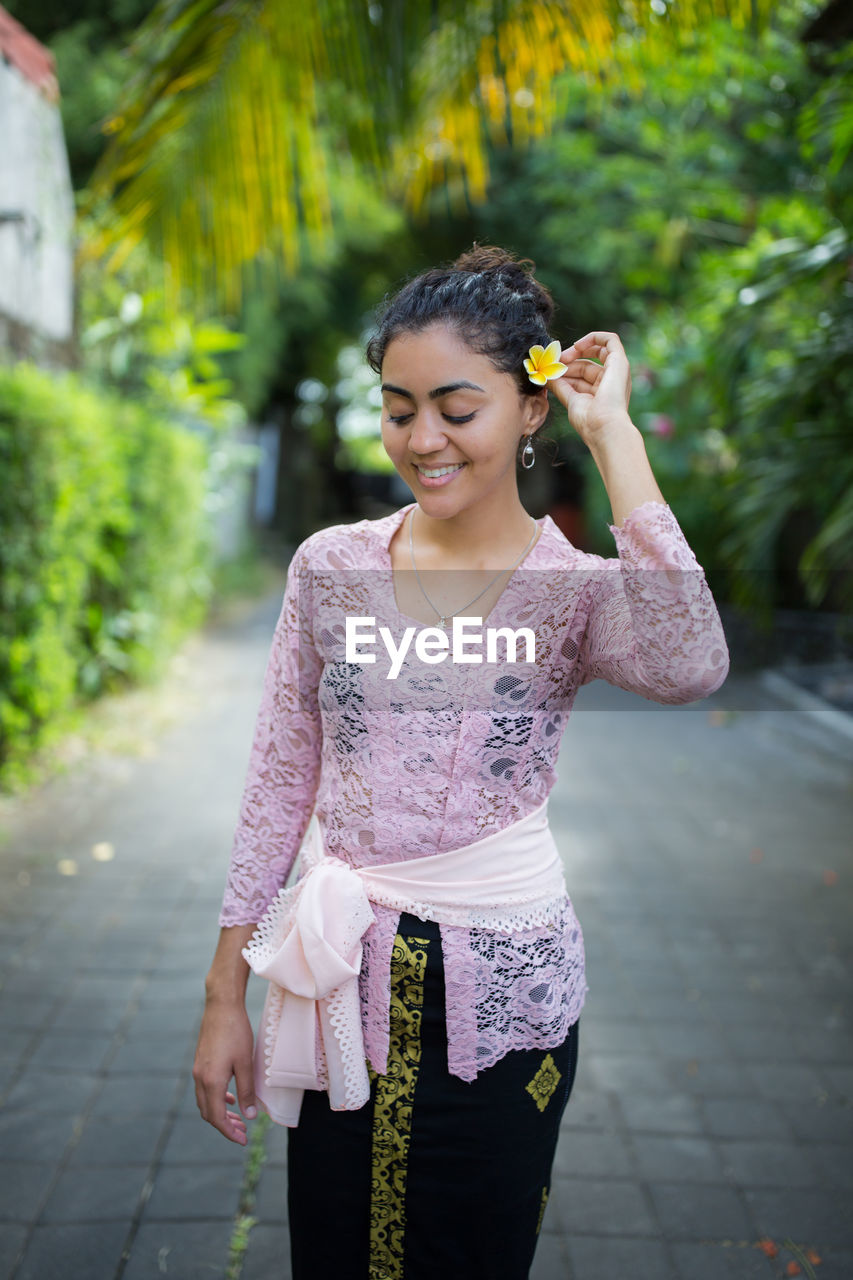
[242,800,567,1126]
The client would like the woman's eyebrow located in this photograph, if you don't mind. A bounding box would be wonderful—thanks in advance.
[380,380,485,400]
[430,381,485,399]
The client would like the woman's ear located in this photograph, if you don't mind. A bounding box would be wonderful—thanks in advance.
[522,391,550,433]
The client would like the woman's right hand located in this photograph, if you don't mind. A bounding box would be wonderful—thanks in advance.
[192,994,258,1145]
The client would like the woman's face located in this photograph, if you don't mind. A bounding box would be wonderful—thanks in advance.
[379,323,547,517]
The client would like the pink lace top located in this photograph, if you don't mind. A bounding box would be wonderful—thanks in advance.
[220,499,730,1081]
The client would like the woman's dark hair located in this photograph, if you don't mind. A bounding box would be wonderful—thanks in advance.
[366,244,557,402]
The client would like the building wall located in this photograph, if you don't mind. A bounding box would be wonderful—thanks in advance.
[0,55,74,354]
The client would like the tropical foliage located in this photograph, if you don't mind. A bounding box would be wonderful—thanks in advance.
[0,362,212,783]
[390,6,853,613]
[80,0,779,311]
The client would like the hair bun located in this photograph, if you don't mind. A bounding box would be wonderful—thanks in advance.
[451,243,554,327]
[366,240,558,396]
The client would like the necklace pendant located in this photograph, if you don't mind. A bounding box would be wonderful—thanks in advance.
[439,616,447,628]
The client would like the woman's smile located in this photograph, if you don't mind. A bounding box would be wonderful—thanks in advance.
[413,461,468,486]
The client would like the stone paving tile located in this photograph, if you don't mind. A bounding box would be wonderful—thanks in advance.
[743,1186,853,1249]
[0,972,69,1002]
[616,1091,704,1135]
[28,1031,115,1074]
[2,1068,99,1114]
[791,1027,853,1066]
[647,1020,728,1059]
[107,1031,196,1075]
[263,1121,289,1168]
[582,1052,673,1095]
[160,1114,250,1166]
[647,1181,754,1240]
[252,1164,288,1224]
[809,1249,853,1280]
[40,1165,148,1222]
[665,1059,758,1097]
[726,1021,835,1063]
[553,1130,633,1179]
[566,1234,676,1280]
[0,1163,55,1223]
[702,996,790,1027]
[823,1064,853,1096]
[717,1138,822,1187]
[14,1222,127,1280]
[0,1030,35,1068]
[122,1221,234,1280]
[700,1097,793,1141]
[123,1003,205,1036]
[576,1016,656,1054]
[141,1161,245,1221]
[560,1090,622,1133]
[777,1097,853,1144]
[49,1001,133,1035]
[0,1000,59,1032]
[66,1112,166,1166]
[0,1110,79,1165]
[0,1226,27,1277]
[810,1142,853,1190]
[670,1241,775,1279]
[240,1224,292,1280]
[741,1060,828,1101]
[88,1072,183,1117]
[631,1134,727,1183]
[549,1177,657,1237]
[82,939,159,971]
[530,1228,572,1279]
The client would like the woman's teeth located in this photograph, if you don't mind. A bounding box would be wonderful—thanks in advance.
[417,464,464,478]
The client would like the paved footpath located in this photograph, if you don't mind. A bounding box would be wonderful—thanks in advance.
[0,585,851,1280]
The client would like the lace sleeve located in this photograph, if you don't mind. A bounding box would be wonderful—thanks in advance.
[218,541,324,927]
[578,499,730,705]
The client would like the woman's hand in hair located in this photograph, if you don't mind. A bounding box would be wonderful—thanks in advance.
[548,331,634,449]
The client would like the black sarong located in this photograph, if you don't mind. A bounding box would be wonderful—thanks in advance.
[288,912,580,1280]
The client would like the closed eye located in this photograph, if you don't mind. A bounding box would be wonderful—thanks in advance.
[386,412,476,425]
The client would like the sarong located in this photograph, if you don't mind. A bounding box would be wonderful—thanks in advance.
[287,912,580,1280]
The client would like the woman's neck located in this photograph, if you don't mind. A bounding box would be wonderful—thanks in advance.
[409,491,538,572]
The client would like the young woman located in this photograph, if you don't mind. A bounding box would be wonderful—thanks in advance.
[193,246,730,1279]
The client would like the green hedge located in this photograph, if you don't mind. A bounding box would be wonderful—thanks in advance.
[0,361,212,782]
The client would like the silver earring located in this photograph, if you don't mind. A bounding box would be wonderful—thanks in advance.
[520,436,536,470]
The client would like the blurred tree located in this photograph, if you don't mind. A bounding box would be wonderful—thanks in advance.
[77,0,778,313]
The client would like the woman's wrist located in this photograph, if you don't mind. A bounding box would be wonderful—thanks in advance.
[587,415,667,529]
[586,411,639,455]
[204,973,249,1004]
[204,923,256,1003]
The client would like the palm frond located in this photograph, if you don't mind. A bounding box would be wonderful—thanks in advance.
[81,0,779,309]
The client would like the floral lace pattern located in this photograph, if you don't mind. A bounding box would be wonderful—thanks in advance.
[220,499,730,1080]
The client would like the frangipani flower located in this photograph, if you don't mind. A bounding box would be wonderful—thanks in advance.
[524,340,567,386]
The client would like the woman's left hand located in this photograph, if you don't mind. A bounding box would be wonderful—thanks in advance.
[548,331,634,449]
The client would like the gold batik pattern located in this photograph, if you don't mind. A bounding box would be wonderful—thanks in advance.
[369,932,431,1279]
[536,1186,549,1236]
[525,1053,562,1113]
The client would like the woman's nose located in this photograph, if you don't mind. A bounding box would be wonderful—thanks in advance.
[408,408,448,455]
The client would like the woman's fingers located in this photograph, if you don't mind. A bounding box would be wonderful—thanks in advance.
[563,331,626,359]
[552,330,633,441]
[562,359,603,386]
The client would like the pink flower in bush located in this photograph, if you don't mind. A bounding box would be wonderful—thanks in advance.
[650,414,675,437]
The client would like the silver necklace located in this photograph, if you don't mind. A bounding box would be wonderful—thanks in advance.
[408,508,538,629]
